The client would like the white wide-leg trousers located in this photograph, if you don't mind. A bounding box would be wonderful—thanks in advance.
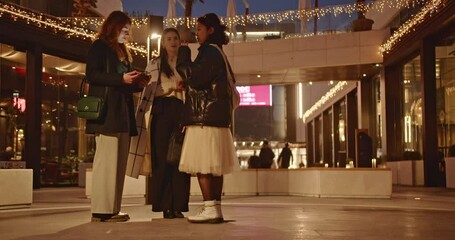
[91,133,130,214]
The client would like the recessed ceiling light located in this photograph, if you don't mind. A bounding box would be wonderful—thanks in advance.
[362,74,366,77]
[257,74,261,78]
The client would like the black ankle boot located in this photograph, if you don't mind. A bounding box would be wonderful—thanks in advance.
[174,211,184,218]
[163,210,175,219]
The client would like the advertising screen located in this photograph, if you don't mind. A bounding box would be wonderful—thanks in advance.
[237,85,272,106]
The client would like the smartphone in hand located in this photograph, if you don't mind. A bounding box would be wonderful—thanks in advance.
[135,72,151,87]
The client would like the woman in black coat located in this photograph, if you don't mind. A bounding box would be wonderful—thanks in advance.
[85,11,147,222]
[177,13,239,224]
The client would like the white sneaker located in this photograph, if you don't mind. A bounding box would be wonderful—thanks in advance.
[188,200,224,223]
[214,200,223,219]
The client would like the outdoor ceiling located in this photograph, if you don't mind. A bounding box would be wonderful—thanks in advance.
[2,43,384,86]
[1,44,86,75]
[235,63,382,86]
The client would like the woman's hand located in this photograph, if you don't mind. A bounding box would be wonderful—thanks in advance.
[123,71,140,84]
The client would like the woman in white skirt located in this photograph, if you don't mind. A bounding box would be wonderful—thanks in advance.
[177,13,239,223]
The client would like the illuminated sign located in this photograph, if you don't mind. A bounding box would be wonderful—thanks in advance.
[13,92,26,112]
[237,85,272,106]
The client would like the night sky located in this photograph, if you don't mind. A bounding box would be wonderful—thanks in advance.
[122,0,357,17]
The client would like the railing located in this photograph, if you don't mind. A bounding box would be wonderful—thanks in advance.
[224,11,356,43]
[1,0,427,51]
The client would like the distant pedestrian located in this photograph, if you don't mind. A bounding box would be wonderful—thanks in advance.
[248,150,261,169]
[259,141,275,169]
[277,143,293,169]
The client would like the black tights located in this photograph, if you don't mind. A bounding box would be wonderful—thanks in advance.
[197,173,223,201]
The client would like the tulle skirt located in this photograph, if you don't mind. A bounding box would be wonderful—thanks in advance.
[179,126,239,176]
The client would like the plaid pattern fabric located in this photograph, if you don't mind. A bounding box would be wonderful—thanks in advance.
[126,59,160,178]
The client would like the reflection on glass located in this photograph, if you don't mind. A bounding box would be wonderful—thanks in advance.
[40,53,93,185]
[339,119,345,142]
[0,43,26,163]
[436,34,455,157]
[402,56,422,155]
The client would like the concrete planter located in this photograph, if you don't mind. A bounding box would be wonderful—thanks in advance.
[0,169,33,209]
[78,162,93,187]
[85,169,146,198]
[446,157,455,188]
[387,160,424,186]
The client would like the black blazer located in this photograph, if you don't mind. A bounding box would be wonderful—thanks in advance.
[85,39,140,136]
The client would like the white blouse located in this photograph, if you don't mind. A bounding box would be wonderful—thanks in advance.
[154,63,184,101]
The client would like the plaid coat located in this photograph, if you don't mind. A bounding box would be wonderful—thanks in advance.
[126,59,160,178]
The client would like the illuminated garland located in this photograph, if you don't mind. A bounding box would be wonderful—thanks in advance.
[1,0,445,58]
[165,0,427,27]
[0,2,94,39]
[380,0,446,54]
[0,2,147,57]
[39,0,425,29]
[302,81,348,123]
[58,16,149,29]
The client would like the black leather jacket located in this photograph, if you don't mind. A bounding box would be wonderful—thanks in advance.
[177,44,232,128]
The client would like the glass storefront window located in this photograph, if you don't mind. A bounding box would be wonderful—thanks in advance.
[41,53,93,185]
[402,56,423,159]
[0,43,26,166]
[436,33,455,157]
[375,77,382,155]
[316,116,323,164]
[336,100,346,166]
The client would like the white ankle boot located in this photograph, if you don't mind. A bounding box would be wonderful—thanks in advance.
[188,200,224,223]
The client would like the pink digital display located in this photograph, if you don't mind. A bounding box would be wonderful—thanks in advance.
[236,85,272,106]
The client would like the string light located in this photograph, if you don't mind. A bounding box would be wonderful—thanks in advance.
[164,0,427,28]
[43,79,67,87]
[0,2,147,57]
[302,81,349,123]
[380,0,446,54]
[0,0,445,58]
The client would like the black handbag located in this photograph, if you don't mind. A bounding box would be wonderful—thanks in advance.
[166,127,185,166]
[76,78,108,120]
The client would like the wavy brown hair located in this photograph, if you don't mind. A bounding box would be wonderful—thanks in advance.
[97,11,133,63]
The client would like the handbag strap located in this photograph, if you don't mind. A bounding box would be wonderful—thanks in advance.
[80,50,110,99]
[210,44,235,86]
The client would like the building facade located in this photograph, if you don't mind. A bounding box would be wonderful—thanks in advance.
[1,0,454,189]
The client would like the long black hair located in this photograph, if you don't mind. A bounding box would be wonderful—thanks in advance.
[159,28,180,78]
[197,13,229,47]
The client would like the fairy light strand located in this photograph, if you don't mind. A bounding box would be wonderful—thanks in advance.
[380,0,446,54]
[164,0,427,27]
[303,81,348,123]
[0,0,447,57]
[0,2,147,57]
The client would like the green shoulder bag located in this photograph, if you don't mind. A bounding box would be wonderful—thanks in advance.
[76,77,108,120]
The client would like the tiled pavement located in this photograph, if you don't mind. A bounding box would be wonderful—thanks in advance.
[1,186,455,240]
